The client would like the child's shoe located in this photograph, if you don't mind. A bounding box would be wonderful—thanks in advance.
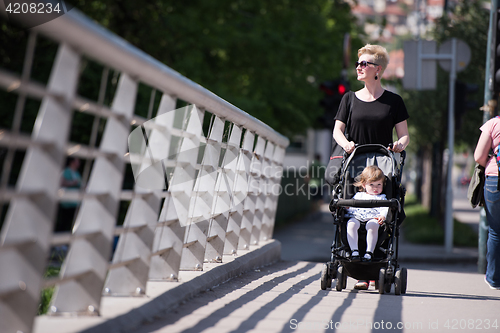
[354,280,369,290]
[362,252,373,262]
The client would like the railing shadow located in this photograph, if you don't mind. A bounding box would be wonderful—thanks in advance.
[325,289,358,333]
[371,290,403,332]
[276,287,346,333]
[135,261,318,333]
[227,271,320,333]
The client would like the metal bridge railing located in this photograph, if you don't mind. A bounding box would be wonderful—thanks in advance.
[0,8,289,333]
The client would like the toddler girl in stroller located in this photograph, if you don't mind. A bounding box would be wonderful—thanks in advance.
[346,165,388,263]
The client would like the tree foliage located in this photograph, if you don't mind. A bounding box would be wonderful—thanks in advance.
[40,0,364,137]
[399,0,489,151]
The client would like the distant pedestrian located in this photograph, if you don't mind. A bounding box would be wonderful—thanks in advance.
[55,157,82,232]
[474,116,500,290]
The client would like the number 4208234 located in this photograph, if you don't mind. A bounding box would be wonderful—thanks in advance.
[6,2,62,14]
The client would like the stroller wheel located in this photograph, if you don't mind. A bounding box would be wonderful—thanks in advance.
[395,267,408,295]
[336,265,345,291]
[401,267,408,294]
[328,261,338,280]
[385,277,392,294]
[327,262,336,288]
[378,268,386,294]
[320,263,330,290]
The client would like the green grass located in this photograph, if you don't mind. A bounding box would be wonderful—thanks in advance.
[402,195,478,247]
[38,262,61,315]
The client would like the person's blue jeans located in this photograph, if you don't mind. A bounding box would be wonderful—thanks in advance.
[485,176,500,288]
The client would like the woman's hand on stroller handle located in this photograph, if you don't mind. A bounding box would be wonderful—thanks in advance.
[388,141,405,153]
[344,141,356,154]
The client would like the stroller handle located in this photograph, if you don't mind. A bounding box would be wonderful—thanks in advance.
[330,198,400,210]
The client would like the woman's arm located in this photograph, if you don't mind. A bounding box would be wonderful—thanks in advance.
[333,120,355,153]
[474,130,492,167]
[393,120,409,153]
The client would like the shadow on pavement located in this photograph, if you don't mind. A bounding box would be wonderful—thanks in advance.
[135,261,319,333]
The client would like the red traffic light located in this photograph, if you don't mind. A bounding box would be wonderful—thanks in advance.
[338,83,346,95]
[320,81,348,96]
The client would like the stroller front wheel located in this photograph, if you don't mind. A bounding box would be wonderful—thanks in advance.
[336,265,346,291]
[321,263,331,290]
[378,268,386,294]
[394,267,408,295]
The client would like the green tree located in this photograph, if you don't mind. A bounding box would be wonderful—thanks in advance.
[401,0,487,150]
[399,0,488,216]
[51,0,364,137]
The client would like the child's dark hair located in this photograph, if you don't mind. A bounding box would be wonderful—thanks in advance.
[354,165,386,191]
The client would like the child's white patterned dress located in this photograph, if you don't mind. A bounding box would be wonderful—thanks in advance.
[346,192,388,222]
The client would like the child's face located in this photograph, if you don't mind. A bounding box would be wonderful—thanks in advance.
[363,179,384,195]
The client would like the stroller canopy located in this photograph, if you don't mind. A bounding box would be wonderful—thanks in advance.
[342,144,398,179]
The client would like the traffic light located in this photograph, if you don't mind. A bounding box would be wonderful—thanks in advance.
[455,81,479,130]
[318,79,349,129]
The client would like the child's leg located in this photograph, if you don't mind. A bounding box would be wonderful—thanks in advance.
[347,218,361,252]
[365,219,380,253]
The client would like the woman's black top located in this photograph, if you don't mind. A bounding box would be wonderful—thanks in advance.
[334,90,409,147]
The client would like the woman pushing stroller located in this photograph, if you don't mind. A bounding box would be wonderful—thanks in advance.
[332,44,409,290]
[346,165,388,263]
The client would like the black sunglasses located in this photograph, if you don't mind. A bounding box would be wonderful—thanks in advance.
[355,60,379,68]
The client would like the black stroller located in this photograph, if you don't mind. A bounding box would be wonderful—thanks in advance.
[320,144,408,295]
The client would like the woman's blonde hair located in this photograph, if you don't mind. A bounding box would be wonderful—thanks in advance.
[358,44,389,74]
[354,165,386,191]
